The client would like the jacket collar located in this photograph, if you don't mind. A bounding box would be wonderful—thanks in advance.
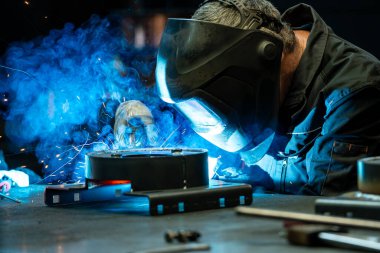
[279,4,329,126]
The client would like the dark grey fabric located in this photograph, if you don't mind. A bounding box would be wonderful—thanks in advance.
[208,3,380,196]
[275,3,380,195]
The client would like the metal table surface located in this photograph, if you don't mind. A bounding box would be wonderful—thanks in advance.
[0,185,371,253]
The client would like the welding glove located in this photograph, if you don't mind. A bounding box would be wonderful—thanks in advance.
[213,164,275,190]
[114,100,158,148]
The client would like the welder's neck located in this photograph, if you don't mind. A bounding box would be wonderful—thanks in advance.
[279,30,310,105]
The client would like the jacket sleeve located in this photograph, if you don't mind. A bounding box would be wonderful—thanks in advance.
[283,87,380,195]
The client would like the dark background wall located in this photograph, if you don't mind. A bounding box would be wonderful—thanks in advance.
[272,0,380,58]
[1,0,380,57]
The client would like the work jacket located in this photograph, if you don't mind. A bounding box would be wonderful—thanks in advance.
[269,4,380,195]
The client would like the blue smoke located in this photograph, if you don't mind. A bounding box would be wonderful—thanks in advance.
[0,15,216,184]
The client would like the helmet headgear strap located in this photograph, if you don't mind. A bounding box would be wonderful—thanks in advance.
[200,0,283,32]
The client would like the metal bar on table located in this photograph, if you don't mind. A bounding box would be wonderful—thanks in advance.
[236,206,380,230]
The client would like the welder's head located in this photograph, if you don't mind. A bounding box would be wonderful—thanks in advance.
[156,0,289,154]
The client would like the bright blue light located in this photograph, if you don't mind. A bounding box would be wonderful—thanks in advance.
[219,197,225,208]
[1,16,205,184]
[178,202,185,212]
[155,55,174,104]
[208,156,218,180]
[157,204,164,214]
[176,99,225,134]
[176,99,251,152]
[0,16,234,184]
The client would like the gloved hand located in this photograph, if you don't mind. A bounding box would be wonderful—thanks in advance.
[213,165,275,190]
[114,100,158,148]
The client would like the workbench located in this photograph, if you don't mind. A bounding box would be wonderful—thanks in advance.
[0,185,369,253]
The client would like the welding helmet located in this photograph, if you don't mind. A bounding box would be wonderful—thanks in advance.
[155,3,283,155]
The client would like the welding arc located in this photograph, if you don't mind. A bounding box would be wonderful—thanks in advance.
[236,206,380,230]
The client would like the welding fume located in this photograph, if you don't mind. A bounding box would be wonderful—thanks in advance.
[2,0,379,197]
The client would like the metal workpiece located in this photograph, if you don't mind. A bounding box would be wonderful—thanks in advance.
[287,224,380,252]
[236,206,380,230]
[358,156,380,195]
[85,148,209,191]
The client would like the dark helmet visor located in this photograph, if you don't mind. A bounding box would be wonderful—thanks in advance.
[156,18,283,154]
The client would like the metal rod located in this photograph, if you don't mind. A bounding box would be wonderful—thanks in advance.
[132,243,211,253]
[0,192,22,203]
[236,206,380,230]
[319,232,380,252]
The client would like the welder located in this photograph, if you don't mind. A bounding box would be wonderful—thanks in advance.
[155,0,380,195]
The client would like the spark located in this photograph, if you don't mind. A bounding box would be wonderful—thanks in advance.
[54,141,108,158]
[44,16,48,19]
[160,126,181,148]
[102,102,106,108]
[45,165,49,169]
[24,0,30,6]
[6,73,10,78]
[3,98,8,102]
[77,96,80,100]
[97,57,102,61]
[107,137,116,149]
[36,135,110,184]
[100,111,113,119]
[20,148,26,152]
[21,165,27,168]
[0,64,35,79]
